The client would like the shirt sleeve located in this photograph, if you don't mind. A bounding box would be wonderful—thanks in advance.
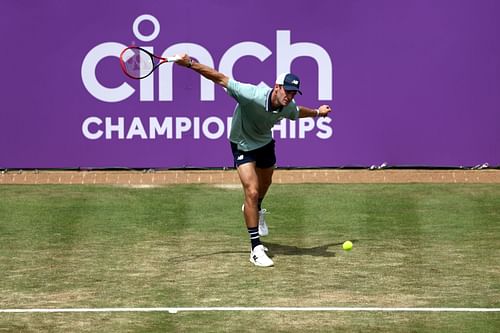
[226,79,258,106]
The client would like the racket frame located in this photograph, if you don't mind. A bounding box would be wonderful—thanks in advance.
[119,46,179,80]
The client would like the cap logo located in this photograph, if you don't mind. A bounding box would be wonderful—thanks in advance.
[276,73,302,95]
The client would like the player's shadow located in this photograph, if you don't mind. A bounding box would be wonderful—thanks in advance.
[165,241,356,263]
[262,241,345,258]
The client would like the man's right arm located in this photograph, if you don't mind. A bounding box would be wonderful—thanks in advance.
[177,54,229,88]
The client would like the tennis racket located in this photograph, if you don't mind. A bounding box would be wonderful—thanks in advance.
[119,46,181,79]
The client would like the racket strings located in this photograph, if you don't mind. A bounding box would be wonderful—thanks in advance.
[121,48,154,79]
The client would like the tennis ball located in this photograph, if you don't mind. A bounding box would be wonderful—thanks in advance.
[342,241,353,251]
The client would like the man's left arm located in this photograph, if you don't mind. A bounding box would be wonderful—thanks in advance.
[298,105,332,118]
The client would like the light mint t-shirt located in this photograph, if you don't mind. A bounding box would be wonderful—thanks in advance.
[227,78,300,151]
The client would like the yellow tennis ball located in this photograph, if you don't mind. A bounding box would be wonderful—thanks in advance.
[342,241,353,251]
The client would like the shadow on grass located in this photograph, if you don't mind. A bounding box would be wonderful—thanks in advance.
[165,241,358,263]
[263,241,347,258]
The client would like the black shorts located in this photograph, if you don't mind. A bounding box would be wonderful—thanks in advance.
[230,140,276,168]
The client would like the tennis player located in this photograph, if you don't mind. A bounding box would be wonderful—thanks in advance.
[177,54,332,267]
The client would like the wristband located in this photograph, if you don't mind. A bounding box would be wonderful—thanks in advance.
[187,59,193,68]
[315,109,320,117]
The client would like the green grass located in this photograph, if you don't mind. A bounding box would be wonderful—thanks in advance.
[0,184,499,332]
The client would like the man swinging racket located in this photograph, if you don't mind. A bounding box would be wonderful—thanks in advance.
[176,54,332,267]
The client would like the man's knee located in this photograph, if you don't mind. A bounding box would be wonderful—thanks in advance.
[245,187,260,202]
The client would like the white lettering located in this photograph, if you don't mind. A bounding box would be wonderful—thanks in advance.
[82,116,333,141]
[276,30,333,100]
[82,117,103,140]
[140,46,155,102]
[175,117,192,139]
[272,119,288,139]
[289,119,296,139]
[126,117,148,139]
[203,116,225,139]
[316,117,333,139]
[219,42,272,88]
[298,118,316,139]
[82,16,333,103]
[159,43,215,101]
[106,117,124,139]
[81,42,134,103]
[150,117,173,139]
[193,117,200,139]
[132,14,160,42]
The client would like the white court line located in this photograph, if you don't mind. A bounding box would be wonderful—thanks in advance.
[1,307,499,313]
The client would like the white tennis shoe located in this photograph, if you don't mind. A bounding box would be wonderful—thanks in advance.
[242,204,269,237]
[250,245,274,267]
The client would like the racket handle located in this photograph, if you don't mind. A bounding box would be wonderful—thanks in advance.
[166,55,182,62]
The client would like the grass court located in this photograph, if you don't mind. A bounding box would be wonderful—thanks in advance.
[0,183,499,332]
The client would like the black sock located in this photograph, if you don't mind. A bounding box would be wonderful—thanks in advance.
[248,227,261,249]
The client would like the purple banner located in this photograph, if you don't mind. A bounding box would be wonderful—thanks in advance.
[1,0,499,168]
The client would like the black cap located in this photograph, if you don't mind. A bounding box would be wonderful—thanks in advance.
[275,73,302,95]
